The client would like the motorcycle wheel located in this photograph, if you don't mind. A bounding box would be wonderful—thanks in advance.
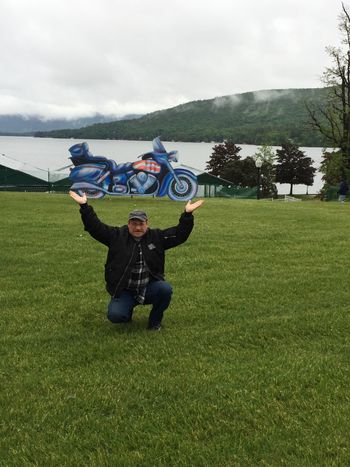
[78,188,105,199]
[167,174,198,201]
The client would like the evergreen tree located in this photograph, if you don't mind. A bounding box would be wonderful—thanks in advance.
[206,141,241,177]
[275,140,316,195]
[222,156,257,187]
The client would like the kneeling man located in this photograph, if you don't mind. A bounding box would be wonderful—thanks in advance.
[69,191,203,330]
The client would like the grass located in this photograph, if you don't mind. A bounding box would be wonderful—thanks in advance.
[1,192,350,466]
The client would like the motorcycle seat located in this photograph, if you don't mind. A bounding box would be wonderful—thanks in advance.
[70,155,108,166]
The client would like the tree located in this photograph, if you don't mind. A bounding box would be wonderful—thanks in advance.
[307,3,350,169]
[275,140,316,195]
[206,141,277,194]
[206,142,261,187]
[206,141,241,177]
[320,149,344,185]
[222,156,257,187]
[253,145,278,198]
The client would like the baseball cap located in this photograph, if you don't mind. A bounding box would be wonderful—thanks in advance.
[128,210,148,222]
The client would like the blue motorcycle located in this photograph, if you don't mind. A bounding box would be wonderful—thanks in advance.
[68,137,198,201]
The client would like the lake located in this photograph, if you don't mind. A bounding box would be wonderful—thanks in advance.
[0,135,326,195]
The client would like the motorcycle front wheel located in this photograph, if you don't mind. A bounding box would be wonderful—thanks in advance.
[78,188,105,199]
[167,174,198,201]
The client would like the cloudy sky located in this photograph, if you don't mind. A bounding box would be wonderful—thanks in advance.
[0,0,343,119]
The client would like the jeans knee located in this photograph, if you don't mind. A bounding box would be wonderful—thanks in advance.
[157,281,173,298]
[107,311,131,323]
[107,301,132,323]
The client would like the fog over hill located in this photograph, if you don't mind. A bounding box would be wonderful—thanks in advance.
[0,114,142,135]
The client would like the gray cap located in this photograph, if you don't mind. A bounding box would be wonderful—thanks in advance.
[128,210,148,222]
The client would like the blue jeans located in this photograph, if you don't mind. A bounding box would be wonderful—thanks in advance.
[107,280,173,327]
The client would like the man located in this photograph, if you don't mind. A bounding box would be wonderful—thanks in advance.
[337,177,349,203]
[69,191,204,330]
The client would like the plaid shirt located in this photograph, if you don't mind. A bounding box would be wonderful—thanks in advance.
[126,241,149,303]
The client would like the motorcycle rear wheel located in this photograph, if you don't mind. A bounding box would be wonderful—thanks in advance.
[78,188,105,199]
[167,174,198,201]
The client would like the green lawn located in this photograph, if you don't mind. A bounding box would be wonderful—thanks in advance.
[1,192,350,466]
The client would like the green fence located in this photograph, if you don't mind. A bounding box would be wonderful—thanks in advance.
[197,184,258,198]
[324,186,339,201]
[196,172,258,198]
[215,185,258,198]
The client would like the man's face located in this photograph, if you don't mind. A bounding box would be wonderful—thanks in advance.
[128,219,148,238]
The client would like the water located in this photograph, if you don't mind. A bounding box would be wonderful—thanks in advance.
[0,135,326,194]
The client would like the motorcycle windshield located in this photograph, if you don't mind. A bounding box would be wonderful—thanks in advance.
[152,137,167,154]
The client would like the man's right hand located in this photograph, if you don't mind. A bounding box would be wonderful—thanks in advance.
[69,190,87,205]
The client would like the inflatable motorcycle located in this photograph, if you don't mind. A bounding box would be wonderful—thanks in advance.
[68,137,198,201]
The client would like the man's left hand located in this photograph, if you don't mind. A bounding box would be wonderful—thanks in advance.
[185,199,204,213]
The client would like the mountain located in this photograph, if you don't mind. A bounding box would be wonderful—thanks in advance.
[0,114,142,135]
[35,88,329,146]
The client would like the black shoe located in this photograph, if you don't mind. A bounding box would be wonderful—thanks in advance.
[148,323,161,331]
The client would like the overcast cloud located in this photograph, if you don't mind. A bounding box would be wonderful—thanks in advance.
[0,0,343,119]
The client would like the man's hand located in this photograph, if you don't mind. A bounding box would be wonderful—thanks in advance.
[185,199,204,213]
[69,190,87,205]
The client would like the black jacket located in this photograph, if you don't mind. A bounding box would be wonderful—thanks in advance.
[338,180,349,195]
[79,204,194,297]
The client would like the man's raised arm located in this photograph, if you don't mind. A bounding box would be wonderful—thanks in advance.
[69,190,115,246]
[161,199,204,250]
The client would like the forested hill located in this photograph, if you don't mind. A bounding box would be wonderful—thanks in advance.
[35,88,329,146]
